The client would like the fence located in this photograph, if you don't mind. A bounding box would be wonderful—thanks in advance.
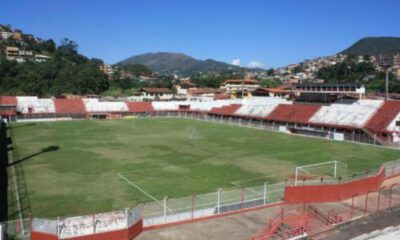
[142,182,286,227]
[5,121,32,239]
[5,110,400,148]
[141,159,399,227]
[249,179,400,240]
[133,111,399,148]
[31,207,142,239]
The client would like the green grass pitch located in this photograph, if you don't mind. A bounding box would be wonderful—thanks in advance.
[10,118,400,218]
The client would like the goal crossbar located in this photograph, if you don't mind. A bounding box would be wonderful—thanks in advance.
[295,161,340,186]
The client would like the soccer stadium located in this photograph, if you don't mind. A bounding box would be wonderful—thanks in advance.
[1,95,400,239]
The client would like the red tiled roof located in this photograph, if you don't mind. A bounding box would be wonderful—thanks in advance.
[266,104,321,124]
[126,102,154,112]
[213,94,231,100]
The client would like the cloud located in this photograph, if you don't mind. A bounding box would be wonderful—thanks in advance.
[231,58,241,66]
[247,61,265,68]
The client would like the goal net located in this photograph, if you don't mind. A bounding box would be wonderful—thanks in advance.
[294,161,348,185]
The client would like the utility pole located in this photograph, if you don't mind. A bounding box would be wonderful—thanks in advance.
[379,55,392,101]
[241,76,245,99]
[385,67,390,100]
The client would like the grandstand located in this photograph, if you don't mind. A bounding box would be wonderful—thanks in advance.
[3,95,400,240]
[16,96,56,114]
[266,104,321,124]
[83,98,129,113]
[126,102,154,113]
[1,95,400,145]
[234,98,291,118]
[309,100,383,128]
[54,99,86,114]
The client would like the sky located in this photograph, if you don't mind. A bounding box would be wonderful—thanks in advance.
[1,0,399,68]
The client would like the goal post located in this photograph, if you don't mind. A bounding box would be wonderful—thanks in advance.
[294,161,347,186]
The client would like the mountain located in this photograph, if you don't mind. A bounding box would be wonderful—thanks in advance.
[341,37,400,56]
[117,52,243,76]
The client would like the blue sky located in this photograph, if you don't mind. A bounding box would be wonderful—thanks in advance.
[1,0,399,68]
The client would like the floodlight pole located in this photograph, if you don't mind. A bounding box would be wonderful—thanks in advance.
[295,167,299,186]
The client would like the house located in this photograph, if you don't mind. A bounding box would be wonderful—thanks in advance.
[138,88,173,101]
[5,46,24,62]
[175,79,196,95]
[99,64,115,79]
[251,87,293,98]
[0,32,13,40]
[5,46,19,57]
[34,54,51,62]
[220,77,260,97]
[18,50,33,57]
[187,88,223,97]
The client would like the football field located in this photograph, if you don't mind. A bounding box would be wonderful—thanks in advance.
[10,118,400,218]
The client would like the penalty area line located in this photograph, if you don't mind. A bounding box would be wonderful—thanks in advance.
[117,173,170,209]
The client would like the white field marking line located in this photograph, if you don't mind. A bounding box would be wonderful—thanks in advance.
[117,173,171,210]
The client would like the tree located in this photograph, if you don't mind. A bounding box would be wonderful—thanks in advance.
[39,39,56,53]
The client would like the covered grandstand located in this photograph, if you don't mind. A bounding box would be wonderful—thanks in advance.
[1,96,400,146]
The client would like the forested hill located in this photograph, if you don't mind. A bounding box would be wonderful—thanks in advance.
[0,24,109,96]
[341,37,400,56]
[117,52,243,76]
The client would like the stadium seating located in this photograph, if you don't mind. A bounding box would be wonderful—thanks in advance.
[188,99,241,111]
[83,98,129,112]
[309,100,383,128]
[365,100,400,134]
[16,96,56,114]
[151,100,240,111]
[54,99,86,114]
[126,101,155,112]
[235,98,292,118]
[209,104,242,116]
[267,104,321,124]
[151,101,180,111]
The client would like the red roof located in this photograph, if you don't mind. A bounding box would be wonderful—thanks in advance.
[213,94,231,100]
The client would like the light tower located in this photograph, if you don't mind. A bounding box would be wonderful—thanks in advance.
[379,55,392,100]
